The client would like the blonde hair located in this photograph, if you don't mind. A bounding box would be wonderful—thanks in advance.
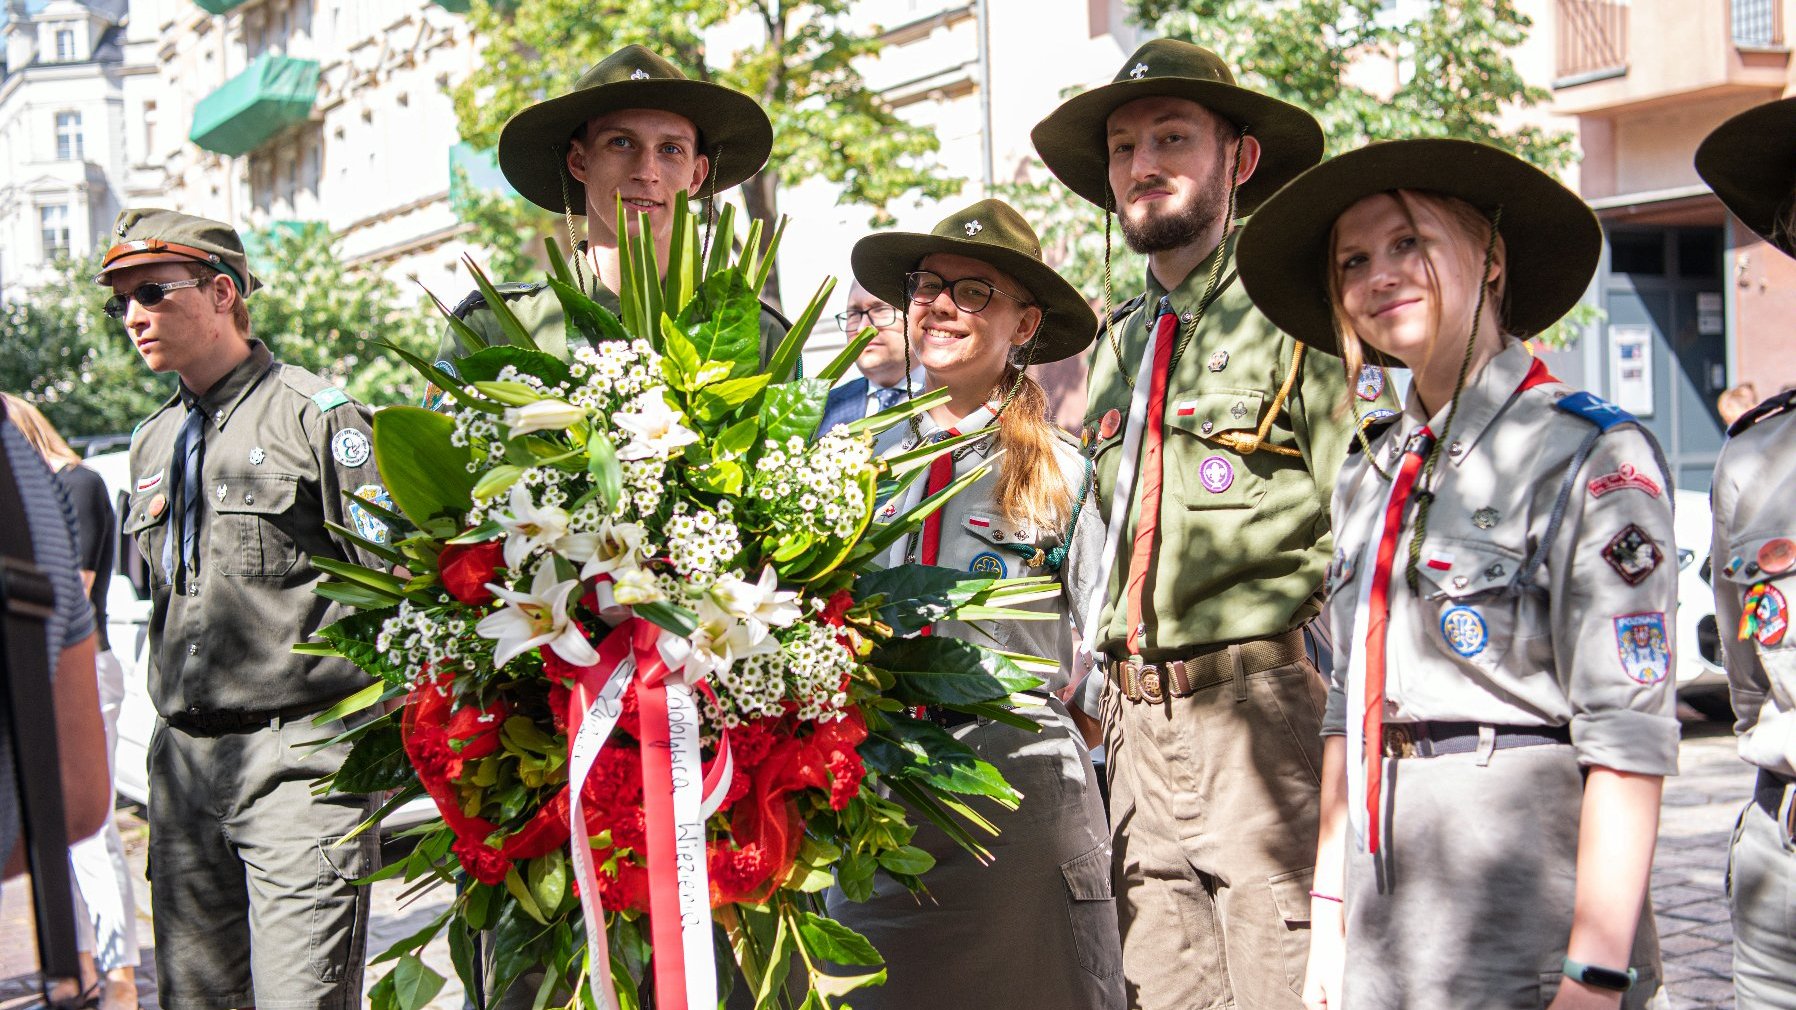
[1325,189,1509,385]
[991,364,1072,533]
[1,393,81,470]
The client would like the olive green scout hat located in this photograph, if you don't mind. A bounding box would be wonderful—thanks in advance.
[851,198,1099,365]
[94,208,261,296]
[1235,139,1600,365]
[1030,38,1324,215]
[497,44,775,215]
[1695,97,1796,258]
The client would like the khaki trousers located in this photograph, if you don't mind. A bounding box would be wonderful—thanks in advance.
[1102,659,1325,1010]
[1730,771,1796,1010]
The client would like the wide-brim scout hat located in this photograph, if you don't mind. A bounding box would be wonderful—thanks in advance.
[93,208,262,295]
[851,198,1098,365]
[1030,39,1324,215]
[1236,138,1600,365]
[498,44,774,215]
[1695,97,1796,258]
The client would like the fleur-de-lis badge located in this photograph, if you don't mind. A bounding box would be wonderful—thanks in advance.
[630,69,650,80]
[1129,62,1149,79]
[964,220,983,236]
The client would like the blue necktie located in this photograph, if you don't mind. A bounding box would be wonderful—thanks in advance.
[161,404,205,590]
[872,385,905,411]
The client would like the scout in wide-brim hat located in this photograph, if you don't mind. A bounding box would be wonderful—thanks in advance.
[1031,38,1324,215]
[851,199,1098,366]
[1695,97,1796,258]
[1236,139,1601,366]
[93,208,262,295]
[498,44,774,215]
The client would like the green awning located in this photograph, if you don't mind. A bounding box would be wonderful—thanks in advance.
[449,143,519,210]
[240,220,318,264]
[431,0,471,10]
[194,0,253,13]
[189,54,320,157]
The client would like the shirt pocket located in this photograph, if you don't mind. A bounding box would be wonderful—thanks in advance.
[960,511,1041,578]
[1166,389,1267,510]
[211,472,300,578]
[1415,538,1529,673]
[122,492,170,588]
[1720,533,1796,666]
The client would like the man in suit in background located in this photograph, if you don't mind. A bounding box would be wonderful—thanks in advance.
[819,281,918,433]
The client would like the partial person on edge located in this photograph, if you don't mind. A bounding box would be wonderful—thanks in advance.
[1695,96,1796,1010]
[817,281,921,434]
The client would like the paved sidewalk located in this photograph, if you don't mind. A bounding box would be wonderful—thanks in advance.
[1,719,1759,1009]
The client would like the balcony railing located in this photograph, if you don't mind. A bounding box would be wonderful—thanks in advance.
[1732,0,1783,47]
[1556,0,1629,82]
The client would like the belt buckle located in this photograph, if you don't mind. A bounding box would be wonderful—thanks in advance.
[1138,663,1164,703]
[1385,724,1418,758]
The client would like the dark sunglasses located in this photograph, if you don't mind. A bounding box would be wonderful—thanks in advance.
[103,278,204,320]
[904,270,1032,314]
[834,303,901,332]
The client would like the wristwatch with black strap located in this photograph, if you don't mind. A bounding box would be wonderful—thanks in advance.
[1562,957,1637,992]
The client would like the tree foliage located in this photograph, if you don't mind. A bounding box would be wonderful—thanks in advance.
[449,0,966,304]
[0,226,435,441]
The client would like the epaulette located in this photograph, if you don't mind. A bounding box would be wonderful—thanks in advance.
[759,299,793,333]
[1728,387,1796,437]
[1347,408,1400,455]
[451,282,545,320]
[275,363,353,413]
[1552,391,1635,432]
[1104,293,1147,329]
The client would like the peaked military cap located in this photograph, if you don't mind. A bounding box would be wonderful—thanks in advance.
[498,44,774,215]
[1030,38,1324,214]
[94,208,261,295]
[851,198,1098,365]
[1695,97,1796,258]
[1235,138,1600,364]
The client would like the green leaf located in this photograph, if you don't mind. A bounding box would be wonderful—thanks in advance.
[367,972,398,1010]
[462,254,539,351]
[836,850,876,903]
[658,312,703,388]
[586,431,623,512]
[453,345,575,388]
[675,269,762,380]
[472,463,525,501]
[312,556,412,599]
[526,849,568,918]
[634,600,698,636]
[715,416,759,460]
[876,844,935,876]
[861,717,1020,804]
[393,953,446,1009]
[545,276,632,352]
[854,565,995,636]
[752,902,795,1010]
[471,379,541,406]
[692,373,772,423]
[313,680,398,723]
[306,608,407,684]
[845,386,951,436]
[871,636,1039,705]
[815,968,888,999]
[543,235,574,288]
[761,379,830,444]
[503,865,549,925]
[812,322,877,388]
[335,723,415,793]
[314,581,402,610]
[795,912,883,967]
[779,275,839,380]
[374,406,477,526]
[689,458,745,496]
[323,520,408,567]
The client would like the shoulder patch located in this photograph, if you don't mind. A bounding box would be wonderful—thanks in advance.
[1728,387,1796,437]
[1104,293,1147,328]
[1554,391,1635,432]
[311,387,351,413]
[451,282,545,320]
[1348,409,1400,455]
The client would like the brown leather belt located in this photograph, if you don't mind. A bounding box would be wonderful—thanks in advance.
[1110,629,1307,704]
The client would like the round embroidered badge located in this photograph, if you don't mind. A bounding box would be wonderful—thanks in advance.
[1440,606,1488,657]
[1199,455,1234,493]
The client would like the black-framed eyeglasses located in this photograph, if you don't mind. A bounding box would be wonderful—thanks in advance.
[904,271,1032,314]
[834,303,900,332]
[103,278,204,320]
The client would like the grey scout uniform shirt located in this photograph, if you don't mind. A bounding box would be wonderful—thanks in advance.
[1322,341,1680,777]
[875,406,1105,693]
[125,340,388,718]
[1712,390,1796,779]
[1081,239,1392,659]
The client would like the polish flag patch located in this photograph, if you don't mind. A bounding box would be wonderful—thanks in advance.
[967,516,992,528]
[1175,400,1198,416]
[1425,551,1455,571]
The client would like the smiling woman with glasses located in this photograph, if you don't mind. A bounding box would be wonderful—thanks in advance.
[823,199,1123,1010]
[101,278,204,319]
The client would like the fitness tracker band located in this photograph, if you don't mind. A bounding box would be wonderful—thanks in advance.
[1562,957,1637,992]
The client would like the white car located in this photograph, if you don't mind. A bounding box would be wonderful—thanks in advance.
[1671,487,1732,716]
[85,450,436,827]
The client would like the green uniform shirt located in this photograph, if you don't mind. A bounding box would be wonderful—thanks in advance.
[124,340,387,717]
[1082,238,1397,660]
[428,265,790,386]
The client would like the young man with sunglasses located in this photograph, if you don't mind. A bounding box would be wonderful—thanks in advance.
[817,281,919,434]
[97,209,391,1009]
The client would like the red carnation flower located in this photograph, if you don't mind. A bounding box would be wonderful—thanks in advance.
[438,540,507,605]
[452,836,513,886]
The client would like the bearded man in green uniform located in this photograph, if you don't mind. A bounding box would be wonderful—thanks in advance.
[99,210,389,1009]
[429,44,786,382]
[1033,40,1398,1010]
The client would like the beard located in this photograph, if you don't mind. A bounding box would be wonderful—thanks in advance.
[1116,156,1232,255]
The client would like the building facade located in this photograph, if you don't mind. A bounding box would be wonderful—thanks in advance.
[0,0,127,298]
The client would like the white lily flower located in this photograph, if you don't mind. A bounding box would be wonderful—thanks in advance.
[498,483,570,570]
[555,520,648,581]
[710,566,802,632]
[669,598,778,681]
[613,391,699,461]
[503,398,586,436]
[475,559,599,668]
[611,567,665,606]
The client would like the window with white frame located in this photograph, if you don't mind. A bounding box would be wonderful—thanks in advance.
[40,205,71,257]
[55,111,83,161]
[54,27,77,61]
